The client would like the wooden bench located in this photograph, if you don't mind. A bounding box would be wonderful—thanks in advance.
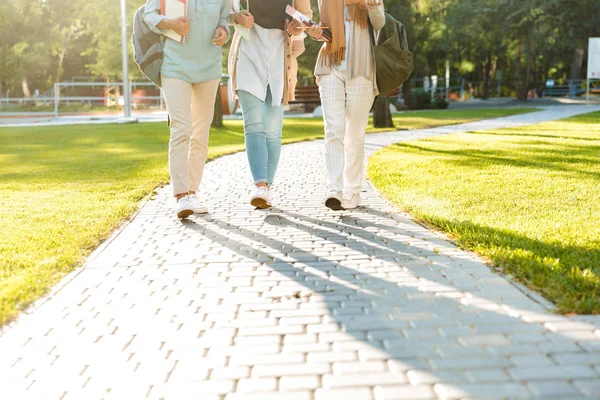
[291,85,321,111]
[291,85,402,112]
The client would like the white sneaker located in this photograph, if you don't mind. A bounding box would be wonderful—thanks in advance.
[324,190,343,210]
[343,193,361,209]
[188,194,209,214]
[250,187,272,209]
[176,195,194,219]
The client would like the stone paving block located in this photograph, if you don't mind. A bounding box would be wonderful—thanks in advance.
[226,392,313,400]
[280,375,322,391]
[238,325,306,337]
[509,354,556,367]
[487,344,542,356]
[430,355,511,370]
[550,352,600,365]
[161,380,235,399]
[407,369,468,385]
[508,365,597,381]
[324,371,407,388]
[373,384,436,400]
[236,377,278,393]
[526,381,581,397]
[537,341,584,353]
[332,360,388,374]
[435,343,493,358]
[434,382,532,399]
[315,387,374,400]
[457,334,510,347]
[545,321,598,332]
[251,363,331,378]
[573,379,600,397]
[306,351,358,363]
[283,342,330,353]
[229,352,305,367]
[465,368,513,383]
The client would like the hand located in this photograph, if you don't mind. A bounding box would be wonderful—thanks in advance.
[366,0,381,6]
[286,19,303,36]
[212,26,228,47]
[235,11,254,29]
[168,16,190,37]
[307,24,323,41]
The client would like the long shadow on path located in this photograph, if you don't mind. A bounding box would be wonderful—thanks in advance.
[182,208,598,398]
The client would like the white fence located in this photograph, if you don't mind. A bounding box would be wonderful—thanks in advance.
[0,81,164,117]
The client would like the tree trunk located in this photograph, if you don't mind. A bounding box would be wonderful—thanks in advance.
[21,77,31,98]
[57,48,67,84]
[481,55,492,100]
[515,33,528,101]
[570,48,584,80]
[212,85,224,128]
[373,96,394,129]
[57,29,74,84]
[524,23,535,98]
[402,78,411,102]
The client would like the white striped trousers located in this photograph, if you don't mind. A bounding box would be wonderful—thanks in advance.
[319,69,375,195]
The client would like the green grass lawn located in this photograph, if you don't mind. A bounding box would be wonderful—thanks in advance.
[368,111,600,314]
[0,107,537,324]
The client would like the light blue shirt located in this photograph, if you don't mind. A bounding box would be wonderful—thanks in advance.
[143,0,230,83]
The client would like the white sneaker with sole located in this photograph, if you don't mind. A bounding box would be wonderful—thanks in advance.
[188,194,209,214]
[342,193,361,209]
[324,190,343,211]
[176,195,195,219]
[250,187,272,209]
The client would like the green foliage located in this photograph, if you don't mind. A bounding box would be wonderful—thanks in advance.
[1,0,598,98]
[432,97,449,109]
[405,90,432,110]
[369,111,600,313]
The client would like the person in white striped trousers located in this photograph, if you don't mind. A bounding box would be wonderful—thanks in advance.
[308,0,385,210]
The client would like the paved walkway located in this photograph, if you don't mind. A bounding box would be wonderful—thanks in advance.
[1,105,600,400]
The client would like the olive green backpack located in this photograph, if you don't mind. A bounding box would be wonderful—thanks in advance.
[370,12,414,96]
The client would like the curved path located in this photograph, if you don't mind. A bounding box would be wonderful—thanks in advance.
[2,105,600,400]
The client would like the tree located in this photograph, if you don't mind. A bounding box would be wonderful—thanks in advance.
[83,0,140,80]
[212,85,224,128]
[373,96,394,128]
[2,0,54,97]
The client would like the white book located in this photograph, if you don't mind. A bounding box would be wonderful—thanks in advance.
[161,0,187,43]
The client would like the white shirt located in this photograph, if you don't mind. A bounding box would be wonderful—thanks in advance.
[335,6,351,72]
[236,24,286,106]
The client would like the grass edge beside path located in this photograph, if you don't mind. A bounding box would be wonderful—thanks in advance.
[0,107,540,325]
[368,110,600,314]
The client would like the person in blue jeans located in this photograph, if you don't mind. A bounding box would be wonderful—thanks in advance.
[228,0,312,208]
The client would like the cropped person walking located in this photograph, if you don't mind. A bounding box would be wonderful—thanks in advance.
[143,0,230,218]
[228,0,312,208]
[308,0,385,210]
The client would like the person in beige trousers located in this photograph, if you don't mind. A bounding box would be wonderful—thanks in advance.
[308,0,385,210]
[143,0,231,219]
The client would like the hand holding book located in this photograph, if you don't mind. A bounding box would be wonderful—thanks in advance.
[285,5,332,42]
[160,0,188,42]
[166,17,190,36]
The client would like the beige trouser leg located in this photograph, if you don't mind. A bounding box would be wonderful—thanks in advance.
[162,76,220,196]
[320,69,375,195]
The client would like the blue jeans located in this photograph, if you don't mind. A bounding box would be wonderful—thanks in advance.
[237,88,284,186]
